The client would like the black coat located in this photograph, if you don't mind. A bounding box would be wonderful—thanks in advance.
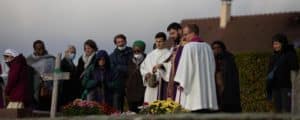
[125,56,146,103]
[76,55,96,97]
[110,47,133,93]
[60,58,78,105]
[268,49,299,89]
[215,51,242,112]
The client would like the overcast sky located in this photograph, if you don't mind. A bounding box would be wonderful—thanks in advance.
[0,0,300,61]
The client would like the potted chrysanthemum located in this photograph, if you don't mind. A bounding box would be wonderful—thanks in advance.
[140,98,187,114]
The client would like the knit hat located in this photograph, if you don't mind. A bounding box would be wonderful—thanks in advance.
[133,40,146,51]
[4,49,19,57]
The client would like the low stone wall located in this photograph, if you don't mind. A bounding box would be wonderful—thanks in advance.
[18,113,300,120]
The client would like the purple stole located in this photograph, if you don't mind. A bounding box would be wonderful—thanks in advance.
[169,36,204,102]
[190,36,204,43]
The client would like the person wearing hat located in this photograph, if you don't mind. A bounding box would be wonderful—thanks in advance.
[3,49,31,109]
[267,33,299,113]
[125,40,147,113]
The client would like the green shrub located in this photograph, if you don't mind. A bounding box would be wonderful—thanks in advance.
[235,50,300,112]
[235,52,273,112]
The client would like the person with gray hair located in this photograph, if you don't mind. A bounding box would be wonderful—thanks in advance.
[174,24,218,112]
[59,45,78,106]
[4,49,32,109]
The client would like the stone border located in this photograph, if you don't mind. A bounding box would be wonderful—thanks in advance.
[18,113,300,120]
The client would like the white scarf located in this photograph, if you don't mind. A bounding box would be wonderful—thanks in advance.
[82,52,95,69]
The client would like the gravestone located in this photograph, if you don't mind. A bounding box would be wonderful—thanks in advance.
[291,70,300,115]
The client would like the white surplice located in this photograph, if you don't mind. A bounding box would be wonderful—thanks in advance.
[174,42,218,111]
[140,48,171,103]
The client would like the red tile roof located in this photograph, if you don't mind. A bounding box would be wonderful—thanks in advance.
[181,12,300,53]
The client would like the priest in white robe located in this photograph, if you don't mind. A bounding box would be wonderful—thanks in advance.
[174,24,218,111]
[140,32,171,103]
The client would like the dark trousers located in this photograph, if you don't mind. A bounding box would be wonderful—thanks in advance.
[272,88,291,113]
[38,96,51,111]
[128,101,143,113]
[0,78,4,108]
[112,91,124,112]
[160,80,179,100]
[0,87,4,108]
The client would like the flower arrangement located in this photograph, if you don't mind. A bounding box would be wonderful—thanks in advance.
[63,99,118,116]
[140,98,187,114]
[99,102,119,115]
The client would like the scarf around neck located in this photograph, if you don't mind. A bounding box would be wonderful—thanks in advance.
[83,52,95,69]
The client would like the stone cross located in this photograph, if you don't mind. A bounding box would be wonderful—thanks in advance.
[41,53,70,118]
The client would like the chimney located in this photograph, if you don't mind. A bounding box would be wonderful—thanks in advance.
[220,0,232,28]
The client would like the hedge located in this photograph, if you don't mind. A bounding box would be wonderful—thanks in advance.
[235,50,300,112]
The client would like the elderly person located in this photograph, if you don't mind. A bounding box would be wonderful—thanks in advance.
[126,40,147,113]
[60,45,77,106]
[4,49,31,109]
[174,24,218,112]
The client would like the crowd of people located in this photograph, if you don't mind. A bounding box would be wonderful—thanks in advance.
[0,22,298,113]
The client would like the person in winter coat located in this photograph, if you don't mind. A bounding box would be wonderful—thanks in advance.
[267,33,299,113]
[110,34,133,112]
[212,41,242,112]
[81,50,114,105]
[59,45,77,106]
[77,39,98,98]
[4,49,32,109]
[27,40,55,110]
[125,40,146,113]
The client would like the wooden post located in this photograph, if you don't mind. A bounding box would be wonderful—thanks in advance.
[291,70,300,115]
[50,53,61,118]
